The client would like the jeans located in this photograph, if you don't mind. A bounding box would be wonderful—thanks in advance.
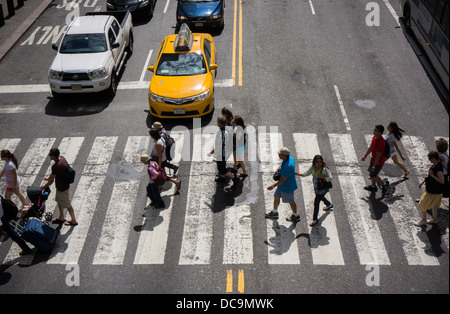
[146,183,165,207]
[313,193,331,221]
[1,217,31,252]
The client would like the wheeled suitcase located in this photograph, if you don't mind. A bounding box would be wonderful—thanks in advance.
[21,218,56,253]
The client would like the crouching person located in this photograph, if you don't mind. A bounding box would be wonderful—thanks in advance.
[141,154,165,209]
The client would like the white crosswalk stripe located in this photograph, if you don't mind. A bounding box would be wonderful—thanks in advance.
[0,131,448,267]
[364,134,439,266]
[293,133,345,265]
[329,133,391,265]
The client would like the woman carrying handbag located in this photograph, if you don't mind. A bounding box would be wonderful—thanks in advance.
[415,151,445,226]
[296,155,333,227]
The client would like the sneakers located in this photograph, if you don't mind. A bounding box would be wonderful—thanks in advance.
[364,180,389,193]
[364,185,378,192]
[265,211,301,223]
[265,211,279,220]
[286,214,301,223]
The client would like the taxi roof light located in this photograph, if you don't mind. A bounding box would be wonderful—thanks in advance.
[174,23,193,52]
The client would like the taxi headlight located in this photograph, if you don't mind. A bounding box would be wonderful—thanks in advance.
[149,91,164,103]
[193,89,210,101]
[49,70,63,80]
[89,67,107,79]
[178,15,187,20]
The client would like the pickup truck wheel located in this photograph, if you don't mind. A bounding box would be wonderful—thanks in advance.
[108,73,118,97]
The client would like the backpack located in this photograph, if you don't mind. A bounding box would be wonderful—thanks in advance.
[0,195,18,222]
[148,162,167,186]
[62,160,76,185]
[161,132,175,161]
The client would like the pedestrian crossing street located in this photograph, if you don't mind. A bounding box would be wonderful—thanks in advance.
[0,131,448,267]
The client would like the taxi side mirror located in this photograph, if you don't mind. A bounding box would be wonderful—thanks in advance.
[209,64,218,70]
[147,66,154,72]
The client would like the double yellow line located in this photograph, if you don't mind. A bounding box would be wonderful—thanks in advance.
[232,0,243,86]
[226,269,245,293]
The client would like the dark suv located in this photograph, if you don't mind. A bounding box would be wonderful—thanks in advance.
[107,0,157,18]
[176,0,224,31]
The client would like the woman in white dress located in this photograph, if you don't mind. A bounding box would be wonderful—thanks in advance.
[0,150,27,208]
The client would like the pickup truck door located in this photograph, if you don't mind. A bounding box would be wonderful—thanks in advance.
[108,27,120,65]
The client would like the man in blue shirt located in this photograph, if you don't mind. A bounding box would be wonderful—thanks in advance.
[265,147,300,222]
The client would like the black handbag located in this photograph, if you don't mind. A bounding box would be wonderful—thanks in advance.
[273,171,280,181]
[317,167,332,190]
[317,179,332,190]
[273,160,287,181]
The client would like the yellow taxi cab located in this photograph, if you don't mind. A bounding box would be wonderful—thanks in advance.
[147,24,217,118]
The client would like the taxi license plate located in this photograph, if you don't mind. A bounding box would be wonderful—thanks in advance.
[174,109,185,115]
[195,22,204,27]
[71,84,82,90]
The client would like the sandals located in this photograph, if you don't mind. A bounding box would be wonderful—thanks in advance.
[309,220,319,227]
[401,171,409,179]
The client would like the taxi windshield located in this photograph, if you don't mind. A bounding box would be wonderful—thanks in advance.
[156,52,207,76]
[60,34,108,54]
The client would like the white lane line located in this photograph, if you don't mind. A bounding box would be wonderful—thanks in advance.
[308,0,316,15]
[140,49,153,82]
[163,0,170,14]
[383,0,400,26]
[334,85,351,131]
[0,79,233,95]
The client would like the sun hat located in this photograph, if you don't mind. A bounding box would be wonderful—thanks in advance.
[151,122,163,129]
[140,154,151,163]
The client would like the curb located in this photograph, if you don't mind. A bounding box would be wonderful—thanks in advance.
[0,0,53,61]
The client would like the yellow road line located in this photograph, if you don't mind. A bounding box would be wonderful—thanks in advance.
[232,0,237,86]
[232,0,243,86]
[238,0,243,86]
[226,269,245,293]
[238,269,245,293]
[226,269,233,292]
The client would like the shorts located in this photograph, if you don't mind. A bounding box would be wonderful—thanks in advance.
[55,189,72,208]
[368,161,383,178]
[274,187,295,203]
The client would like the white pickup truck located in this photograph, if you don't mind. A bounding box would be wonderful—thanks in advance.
[48,11,133,98]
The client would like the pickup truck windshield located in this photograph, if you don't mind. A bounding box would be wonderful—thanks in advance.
[156,52,207,76]
[60,34,108,53]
